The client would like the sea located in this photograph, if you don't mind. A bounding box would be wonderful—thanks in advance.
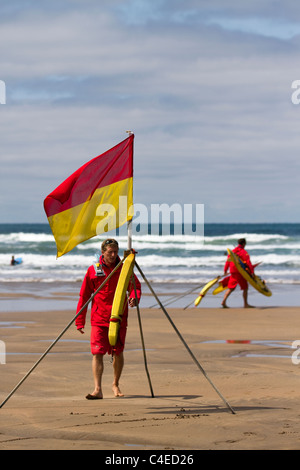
[0,223,299,309]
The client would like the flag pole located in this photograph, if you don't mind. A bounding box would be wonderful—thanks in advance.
[124,130,154,396]
[126,130,133,252]
[127,219,132,251]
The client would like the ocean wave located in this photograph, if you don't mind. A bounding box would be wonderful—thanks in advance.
[0,253,91,267]
[0,225,299,286]
[203,233,289,243]
[1,251,300,269]
[0,232,55,244]
[0,231,291,246]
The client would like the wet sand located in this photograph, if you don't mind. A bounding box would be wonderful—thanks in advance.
[1,299,300,450]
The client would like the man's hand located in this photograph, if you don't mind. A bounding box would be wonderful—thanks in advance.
[78,328,85,334]
[128,297,137,308]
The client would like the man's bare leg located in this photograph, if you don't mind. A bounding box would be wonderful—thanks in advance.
[243,289,254,308]
[112,352,124,397]
[86,354,104,399]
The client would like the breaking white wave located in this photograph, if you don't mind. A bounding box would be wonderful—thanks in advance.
[0,224,299,285]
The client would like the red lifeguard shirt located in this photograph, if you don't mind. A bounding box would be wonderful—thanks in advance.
[75,255,141,330]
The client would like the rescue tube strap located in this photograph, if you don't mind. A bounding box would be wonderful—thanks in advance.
[109,317,121,323]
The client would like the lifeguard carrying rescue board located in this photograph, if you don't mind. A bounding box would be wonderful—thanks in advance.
[227,248,271,297]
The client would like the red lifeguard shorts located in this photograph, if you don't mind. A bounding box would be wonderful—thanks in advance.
[228,273,248,291]
[90,325,127,356]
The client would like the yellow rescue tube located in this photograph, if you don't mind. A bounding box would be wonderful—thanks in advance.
[194,277,220,306]
[108,253,135,346]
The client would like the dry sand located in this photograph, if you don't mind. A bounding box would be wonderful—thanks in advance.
[1,300,300,450]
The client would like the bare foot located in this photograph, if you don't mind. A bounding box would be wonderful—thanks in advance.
[112,384,124,397]
[86,393,103,400]
[86,389,103,400]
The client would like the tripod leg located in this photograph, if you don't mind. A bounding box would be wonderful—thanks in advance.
[135,261,235,414]
[131,275,154,397]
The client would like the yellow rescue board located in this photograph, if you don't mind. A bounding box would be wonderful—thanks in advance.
[213,275,230,295]
[194,276,220,306]
[227,249,272,297]
[213,283,228,295]
[108,253,135,346]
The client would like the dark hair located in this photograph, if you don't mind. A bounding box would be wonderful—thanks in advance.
[101,238,119,251]
[238,238,246,246]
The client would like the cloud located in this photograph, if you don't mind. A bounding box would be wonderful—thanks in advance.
[1,0,300,223]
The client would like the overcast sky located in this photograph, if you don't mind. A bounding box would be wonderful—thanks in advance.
[1,0,300,224]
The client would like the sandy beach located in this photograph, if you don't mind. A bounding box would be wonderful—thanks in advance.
[1,288,300,451]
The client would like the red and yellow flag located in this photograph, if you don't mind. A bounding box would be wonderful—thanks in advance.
[44,134,134,257]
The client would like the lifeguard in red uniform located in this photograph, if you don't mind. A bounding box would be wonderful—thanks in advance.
[76,239,141,400]
[221,238,254,308]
